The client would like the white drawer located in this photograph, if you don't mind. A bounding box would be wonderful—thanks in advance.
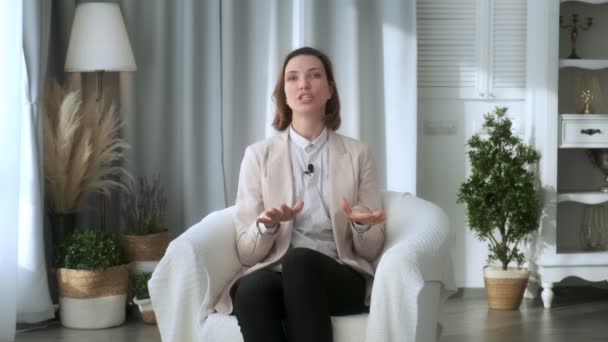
[560,114,608,148]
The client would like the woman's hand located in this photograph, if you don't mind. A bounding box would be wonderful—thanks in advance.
[256,201,305,228]
[339,197,385,226]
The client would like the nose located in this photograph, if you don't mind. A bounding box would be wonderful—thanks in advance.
[298,78,310,90]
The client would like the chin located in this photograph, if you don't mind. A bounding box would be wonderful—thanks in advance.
[293,106,325,116]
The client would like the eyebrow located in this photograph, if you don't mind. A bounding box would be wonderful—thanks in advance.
[286,67,321,74]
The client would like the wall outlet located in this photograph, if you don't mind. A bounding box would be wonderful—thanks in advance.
[423,120,457,135]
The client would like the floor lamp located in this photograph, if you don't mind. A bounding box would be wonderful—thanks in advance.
[65,3,137,230]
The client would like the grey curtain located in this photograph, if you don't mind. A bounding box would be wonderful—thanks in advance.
[120,0,227,237]
[19,0,55,323]
[47,0,417,238]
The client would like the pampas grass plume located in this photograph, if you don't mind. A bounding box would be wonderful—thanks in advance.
[43,82,130,213]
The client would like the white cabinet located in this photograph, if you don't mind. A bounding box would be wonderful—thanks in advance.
[417,0,527,99]
[528,0,608,309]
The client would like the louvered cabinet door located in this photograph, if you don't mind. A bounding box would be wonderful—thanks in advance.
[417,0,527,100]
[488,0,527,99]
[417,0,479,99]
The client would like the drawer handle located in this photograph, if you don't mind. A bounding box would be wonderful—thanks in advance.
[581,129,602,135]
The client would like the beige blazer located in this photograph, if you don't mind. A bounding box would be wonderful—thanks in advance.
[214,129,385,314]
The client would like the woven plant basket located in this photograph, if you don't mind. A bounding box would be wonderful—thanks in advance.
[120,231,170,262]
[141,310,157,324]
[57,265,129,329]
[483,266,530,310]
[57,265,129,299]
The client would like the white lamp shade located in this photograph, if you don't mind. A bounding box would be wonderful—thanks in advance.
[65,3,136,72]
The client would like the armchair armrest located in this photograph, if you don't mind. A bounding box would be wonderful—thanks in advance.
[149,206,242,342]
[365,192,456,342]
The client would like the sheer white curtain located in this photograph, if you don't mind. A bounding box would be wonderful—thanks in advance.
[0,1,55,339]
[0,1,23,340]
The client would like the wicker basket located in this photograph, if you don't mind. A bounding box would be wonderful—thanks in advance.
[57,265,130,329]
[57,265,129,299]
[120,231,170,262]
[141,310,157,324]
[483,266,530,310]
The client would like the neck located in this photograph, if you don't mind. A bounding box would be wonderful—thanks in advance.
[291,114,325,141]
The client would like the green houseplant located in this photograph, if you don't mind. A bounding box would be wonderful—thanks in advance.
[457,107,541,310]
[132,272,152,300]
[131,272,156,324]
[55,230,129,329]
[120,175,170,264]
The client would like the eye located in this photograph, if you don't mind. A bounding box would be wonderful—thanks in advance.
[286,75,297,82]
[313,73,323,79]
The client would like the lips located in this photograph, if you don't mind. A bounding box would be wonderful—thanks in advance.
[297,93,313,103]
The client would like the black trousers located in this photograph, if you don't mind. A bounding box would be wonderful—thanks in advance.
[232,247,368,342]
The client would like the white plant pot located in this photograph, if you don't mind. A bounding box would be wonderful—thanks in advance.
[133,297,156,324]
[56,266,129,329]
[60,295,127,329]
[130,261,159,274]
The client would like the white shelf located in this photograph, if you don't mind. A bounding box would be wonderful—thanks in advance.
[561,0,608,3]
[539,250,608,265]
[559,59,608,70]
[561,114,608,118]
[558,191,608,204]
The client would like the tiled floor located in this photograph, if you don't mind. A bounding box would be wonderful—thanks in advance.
[14,287,608,342]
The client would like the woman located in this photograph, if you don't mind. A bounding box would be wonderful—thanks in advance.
[214,47,386,342]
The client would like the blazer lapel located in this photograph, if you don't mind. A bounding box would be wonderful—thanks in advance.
[266,130,294,209]
[328,131,354,256]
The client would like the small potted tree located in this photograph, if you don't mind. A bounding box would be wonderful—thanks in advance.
[132,272,156,324]
[55,229,129,328]
[457,107,541,310]
[120,175,170,267]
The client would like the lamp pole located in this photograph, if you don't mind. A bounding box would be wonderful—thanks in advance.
[64,3,137,231]
[96,70,106,230]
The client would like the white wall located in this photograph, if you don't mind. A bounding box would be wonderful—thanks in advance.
[417,99,527,287]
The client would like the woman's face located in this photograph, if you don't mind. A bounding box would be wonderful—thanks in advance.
[284,54,332,118]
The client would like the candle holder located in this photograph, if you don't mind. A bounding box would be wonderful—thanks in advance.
[560,14,593,59]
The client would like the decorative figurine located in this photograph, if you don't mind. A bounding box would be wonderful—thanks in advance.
[576,73,602,114]
[581,89,593,114]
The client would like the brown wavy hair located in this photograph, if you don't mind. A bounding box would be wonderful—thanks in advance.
[272,47,341,131]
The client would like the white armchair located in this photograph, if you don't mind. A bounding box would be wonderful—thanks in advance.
[149,191,456,342]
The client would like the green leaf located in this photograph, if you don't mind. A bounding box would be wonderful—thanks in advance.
[54,229,126,270]
[131,272,152,300]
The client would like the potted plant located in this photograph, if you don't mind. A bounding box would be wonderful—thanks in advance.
[457,107,541,310]
[55,229,129,328]
[131,272,156,324]
[43,82,130,257]
[120,175,170,266]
